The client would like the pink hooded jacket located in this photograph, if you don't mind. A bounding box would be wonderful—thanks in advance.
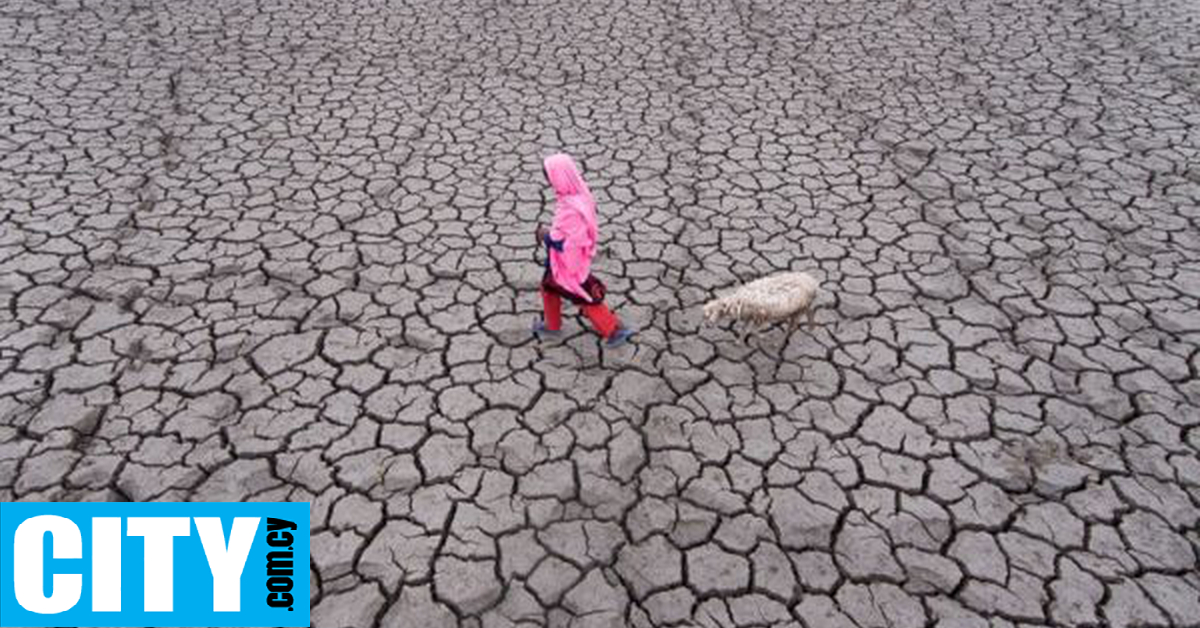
[543,154,599,301]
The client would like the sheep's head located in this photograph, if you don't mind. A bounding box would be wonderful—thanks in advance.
[703,297,743,324]
[702,299,721,324]
[702,298,729,324]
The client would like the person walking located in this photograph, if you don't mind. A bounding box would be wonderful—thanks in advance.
[532,153,635,347]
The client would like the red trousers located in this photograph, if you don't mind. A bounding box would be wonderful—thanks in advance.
[541,287,620,338]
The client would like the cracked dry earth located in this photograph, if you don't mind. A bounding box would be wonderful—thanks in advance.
[2,0,1200,626]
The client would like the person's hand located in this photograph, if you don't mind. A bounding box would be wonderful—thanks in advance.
[536,224,548,244]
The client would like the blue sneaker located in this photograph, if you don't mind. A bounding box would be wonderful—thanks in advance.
[606,327,635,348]
[532,319,562,339]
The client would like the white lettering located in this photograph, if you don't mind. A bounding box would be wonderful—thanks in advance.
[91,518,122,612]
[195,517,259,612]
[13,515,82,614]
[126,517,190,612]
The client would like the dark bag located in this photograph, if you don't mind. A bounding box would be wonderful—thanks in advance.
[542,271,606,305]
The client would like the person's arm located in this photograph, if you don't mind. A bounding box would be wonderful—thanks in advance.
[537,224,565,251]
[550,235,593,301]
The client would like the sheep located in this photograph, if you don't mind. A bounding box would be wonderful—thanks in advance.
[702,271,821,344]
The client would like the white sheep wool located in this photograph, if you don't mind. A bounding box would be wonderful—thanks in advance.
[703,271,821,339]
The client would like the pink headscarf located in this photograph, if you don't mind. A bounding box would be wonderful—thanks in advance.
[544,154,598,300]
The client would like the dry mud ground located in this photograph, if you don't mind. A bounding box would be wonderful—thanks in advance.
[2,0,1199,626]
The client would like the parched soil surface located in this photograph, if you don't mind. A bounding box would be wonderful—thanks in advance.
[2,0,1199,626]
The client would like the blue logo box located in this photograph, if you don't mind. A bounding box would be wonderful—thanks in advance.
[0,502,310,627]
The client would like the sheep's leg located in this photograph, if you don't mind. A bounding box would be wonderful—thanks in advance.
[806,306,816,329]
[738,319,759,346]
[787,313,801,335]
[751,320,782,359]
[780,313,801,348]
[761,320,778,348]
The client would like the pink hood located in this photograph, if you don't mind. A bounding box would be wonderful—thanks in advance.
[544,154,598,300]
